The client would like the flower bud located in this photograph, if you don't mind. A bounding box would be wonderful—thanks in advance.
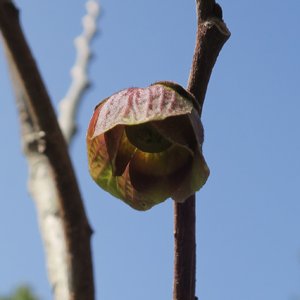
[86,81,209,211]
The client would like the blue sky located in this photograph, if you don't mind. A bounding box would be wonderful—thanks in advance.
[0,0,300,299]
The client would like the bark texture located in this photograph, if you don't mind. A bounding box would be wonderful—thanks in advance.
[0,1,99,299]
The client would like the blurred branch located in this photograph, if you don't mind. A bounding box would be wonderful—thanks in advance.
[59,0,99,144]
[0,1,98,299]
[5,44,70,300]
[173,1,230,300]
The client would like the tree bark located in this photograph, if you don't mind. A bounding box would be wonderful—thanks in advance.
[0,2,96,299]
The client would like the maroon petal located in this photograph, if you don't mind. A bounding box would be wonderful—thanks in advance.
[171,148,210,202]
[188,108,204,151]
[91,84,194,138]
[150,114,198,155]
[104,125,135,176]
[151,81,199,111]
[169,109,209,201]
[128,145,193,199]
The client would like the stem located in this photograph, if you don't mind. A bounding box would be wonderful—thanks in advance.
[173,195,196,300]
[188,1,231,117]
[173,1,230,299]
[0,2,95,300]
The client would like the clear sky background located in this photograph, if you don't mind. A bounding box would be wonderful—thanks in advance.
[0,0,300,299]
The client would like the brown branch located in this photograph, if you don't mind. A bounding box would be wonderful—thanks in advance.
[173,1,230,300]
[188,2,230,117]
[0,2,95,300]
[173,195,196,300]
[4,43,71,299]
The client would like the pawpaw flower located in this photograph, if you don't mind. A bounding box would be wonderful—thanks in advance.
[86,81,209,211]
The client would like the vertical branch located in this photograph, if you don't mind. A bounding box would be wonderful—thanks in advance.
[26,2,97,299]
[173,1,230,300]
[5,47,70,299]
[173,195,196,300]
[187,2,231,117]
[0,1,98,299]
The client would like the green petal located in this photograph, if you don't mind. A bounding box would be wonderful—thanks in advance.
[125,123,172,153]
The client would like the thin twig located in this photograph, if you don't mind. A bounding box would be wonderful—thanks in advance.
[173,1,230,300]
[59,0,99,144]
[0,1,95,300]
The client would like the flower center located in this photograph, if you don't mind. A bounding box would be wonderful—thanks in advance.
[125,123,172,153]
